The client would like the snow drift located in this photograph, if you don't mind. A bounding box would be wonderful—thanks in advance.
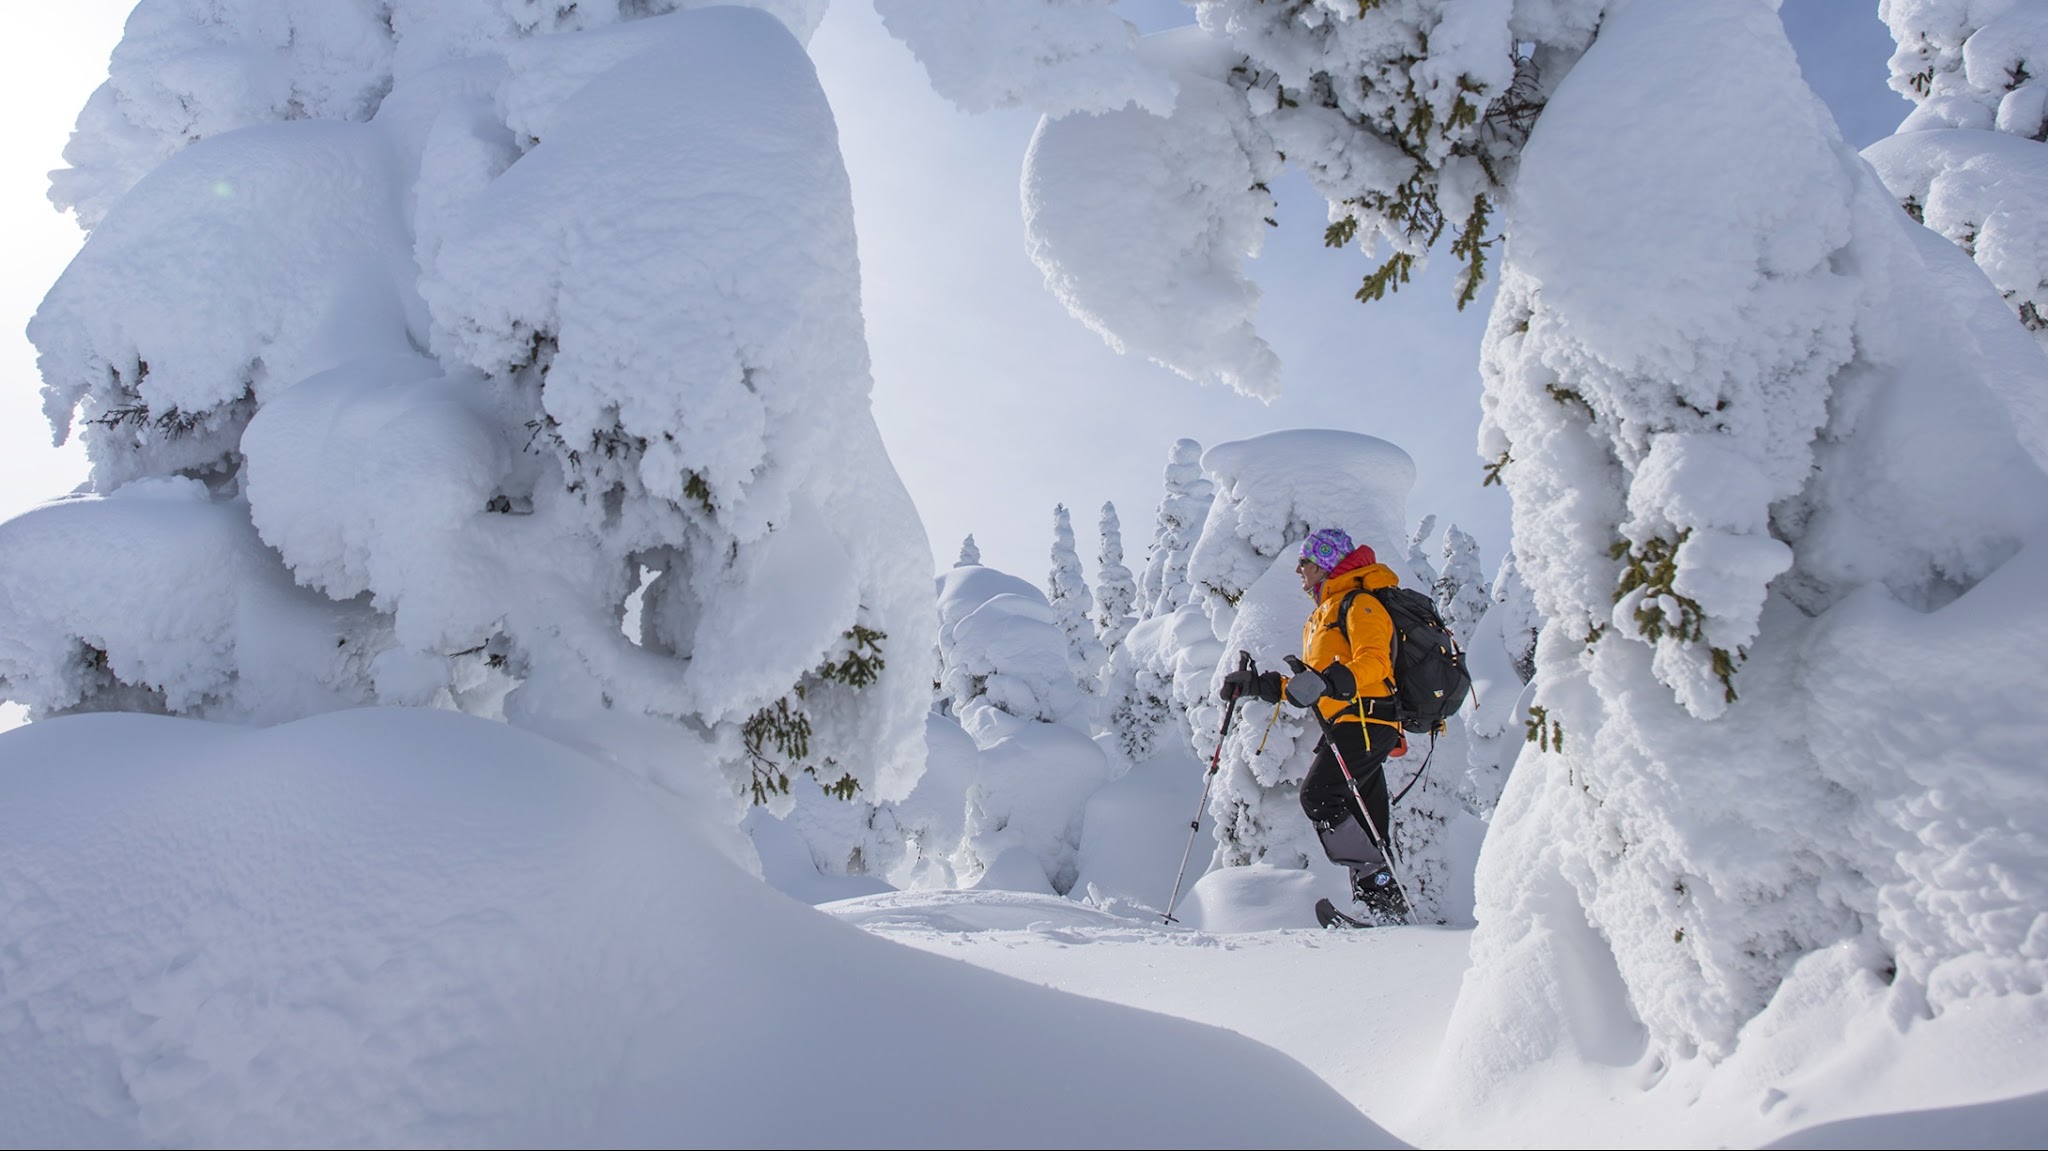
[0,707,1389,1148]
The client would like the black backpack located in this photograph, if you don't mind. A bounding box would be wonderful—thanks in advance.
[1334,585,1472,735]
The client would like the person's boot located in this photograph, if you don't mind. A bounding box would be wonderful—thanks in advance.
[1351,866,1411,926]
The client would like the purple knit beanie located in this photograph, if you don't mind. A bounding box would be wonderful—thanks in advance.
[1300,527,1353,574]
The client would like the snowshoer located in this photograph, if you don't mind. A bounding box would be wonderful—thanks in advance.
[1221,527,1411,926]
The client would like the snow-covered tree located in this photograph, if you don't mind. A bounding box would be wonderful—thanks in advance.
[1405,513,1440,591]
[1093,501,1138,660]
[956,534,982,567]
[1448,1,2048,1072]
[1869,4,2048,359]
[1136,437,1212,617]
[1457,548,1534,821]
[937,566,1084,736]
[933,564,1106,894]
[1435,523,1490,641]
[1488,549,1539,687]
[4,3,934,830]
[1048,503,1106,697]
[882,0,2048,1084]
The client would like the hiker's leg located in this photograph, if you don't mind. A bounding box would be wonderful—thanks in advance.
[1301,729,1388,876]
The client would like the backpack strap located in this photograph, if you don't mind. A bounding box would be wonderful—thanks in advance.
[1329,587,1398,695]
[1330,588,1359,641]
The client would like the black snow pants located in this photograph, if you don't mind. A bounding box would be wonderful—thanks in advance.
[1300,716,1397,881]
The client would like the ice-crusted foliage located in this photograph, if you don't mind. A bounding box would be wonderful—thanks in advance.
[1454,0,2048,1071]
[9,6,932,825]
[1872,2,2048,356]
[1436,523,1490,640]
[1093,502,1138,659]
[973,0,1607,396]
[33,122,419,493]
[1188,0,1598,312]
[956,534,981,567]
[873,0,1174,118]
[1047,504,1106,697]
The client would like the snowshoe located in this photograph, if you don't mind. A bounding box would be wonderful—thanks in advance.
[1315,898,1372,930]
[1353,868,1412,926]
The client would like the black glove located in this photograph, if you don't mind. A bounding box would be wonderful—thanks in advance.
[1221,668,1283,704]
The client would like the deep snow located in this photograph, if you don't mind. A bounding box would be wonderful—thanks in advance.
[0,707,1388,1148]
[4,705,2045,1148]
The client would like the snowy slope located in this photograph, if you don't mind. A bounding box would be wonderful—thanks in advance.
[0,708,1390,1148]
[829,887,2048,1150]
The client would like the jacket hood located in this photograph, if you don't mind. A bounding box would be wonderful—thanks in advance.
[1315,560,1399,604]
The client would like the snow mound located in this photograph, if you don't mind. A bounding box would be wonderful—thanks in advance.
[0,707,1388,1147]
[1180,863,1331,932]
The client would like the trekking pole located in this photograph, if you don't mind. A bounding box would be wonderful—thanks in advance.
[1321,721,1418,919]
[1162,650,1253,925]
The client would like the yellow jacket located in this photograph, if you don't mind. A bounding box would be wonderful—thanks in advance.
[1298,561,1400,725]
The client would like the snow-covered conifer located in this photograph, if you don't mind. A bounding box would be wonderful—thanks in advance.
[1444,1,2048,1071]
[1867,3,2048,376]
[885,0,2048,1078]
[1048,504,1106,697]
[1488,549,1538,686]
[1136,438,1212,618]
[5,4,932,836]
[1093,501,1137,659]
[933,564,1106,893]
[1106,444,1214,768]
[1456,548,1535,820]
[956,534,982,567]
[1405,513,1440,591]
[1435,524,1490,641]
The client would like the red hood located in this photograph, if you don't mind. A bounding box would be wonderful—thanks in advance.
[1323,544,1377,582]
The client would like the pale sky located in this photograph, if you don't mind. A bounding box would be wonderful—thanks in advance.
[0,2,1916,593]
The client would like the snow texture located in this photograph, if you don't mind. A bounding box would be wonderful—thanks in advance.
[0,707,1385,1147]
[47,0,830,230]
